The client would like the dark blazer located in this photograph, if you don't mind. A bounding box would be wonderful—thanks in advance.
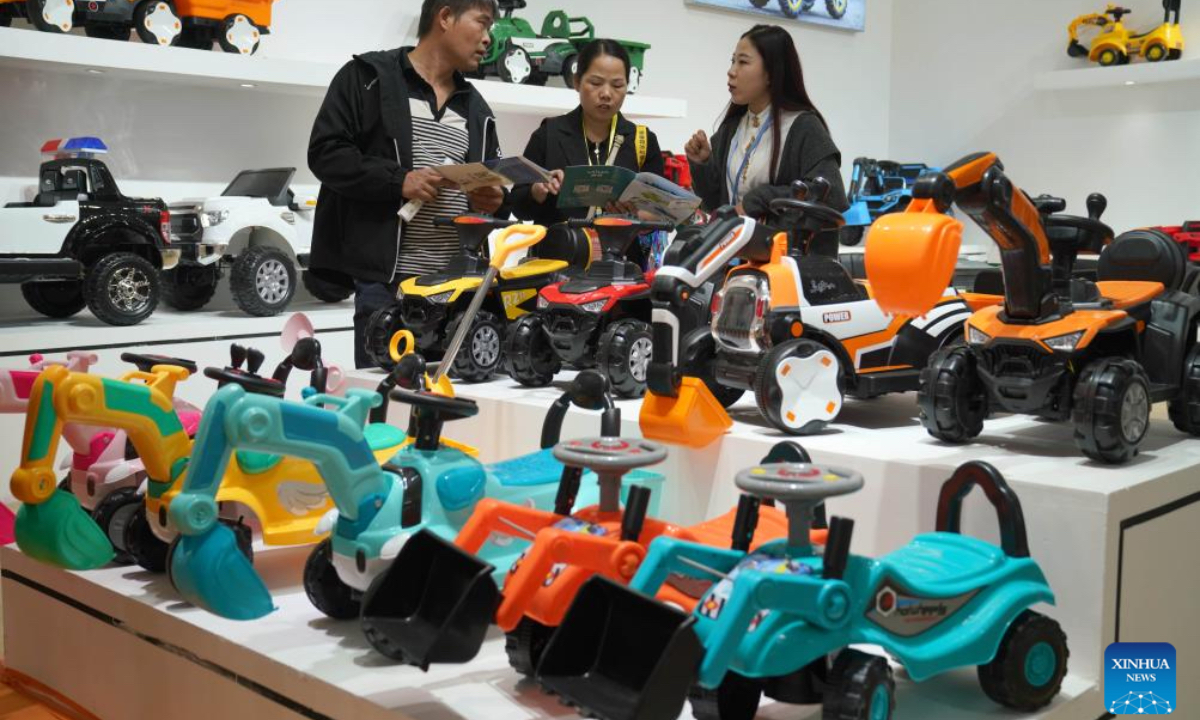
[509,106,665,227]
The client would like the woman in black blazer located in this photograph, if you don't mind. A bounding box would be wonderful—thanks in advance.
[509,39,665,265]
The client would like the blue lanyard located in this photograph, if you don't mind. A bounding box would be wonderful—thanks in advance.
[727,113,773,204]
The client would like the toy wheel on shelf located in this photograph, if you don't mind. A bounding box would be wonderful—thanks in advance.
[977,610,1069,712]
[134,0,183,47]
[84,252,161,326]
[21,279,85,318]
[503,313,560,387]
[1097,47,1126,66]
[84,23,131,40]
[91,488,143,565]
[505,618,554,677]
[597,318,653,399]
[446,310,505,383]
[561,53,579,87]
[754,338,844,436]
[301,271,353,303]
[825,0,848,19]
[1168,344,1200,435]
[124,504,170,572]
[917,345,989,443]
[1072,358,1150,464]
[824,649,895,720]
[1145,42,1168,62]
[219,13,260,55]
[364,304,404,371]
[25,0,72,33]
[303,538,360,620]
[627,65,642,94]
[688,671,762,720]
[0,10,10,27]
[498,44,533,85]
[839,225,865,246]
[1169,48,1182,60]
[176,22,212,50]
[161,263,219,311]
[230,245,296,317]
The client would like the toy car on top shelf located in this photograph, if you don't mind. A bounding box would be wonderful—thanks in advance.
[484,0,650,93]
[1067,1,1184,66]
[0,0,274,54]
[0,137,178,326]
[168,167,352,317]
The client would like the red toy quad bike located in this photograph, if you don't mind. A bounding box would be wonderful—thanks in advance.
[1151,222,1200,263]
[505,216,679,397]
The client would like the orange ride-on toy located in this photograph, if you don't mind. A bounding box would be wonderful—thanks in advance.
[867,152,1200,463]
[358,435,825,671]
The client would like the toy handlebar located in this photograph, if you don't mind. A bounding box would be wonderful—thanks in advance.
[541,369,620,448]
[935,461,1030,558]
[568,216,675,233]
[432,214,517,231]
[121,352,198,375]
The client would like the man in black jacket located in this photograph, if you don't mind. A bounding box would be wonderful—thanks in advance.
[308,0,507,368]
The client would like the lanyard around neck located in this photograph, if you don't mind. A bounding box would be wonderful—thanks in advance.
[583,114,620,167]
[727,112,774,204]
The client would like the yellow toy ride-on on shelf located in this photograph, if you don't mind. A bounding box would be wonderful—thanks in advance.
[1068,1,1184,66]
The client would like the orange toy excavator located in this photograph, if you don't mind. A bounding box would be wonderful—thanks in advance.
[866,152,1200,464]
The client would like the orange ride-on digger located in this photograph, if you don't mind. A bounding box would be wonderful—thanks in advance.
[866,152,1200,463]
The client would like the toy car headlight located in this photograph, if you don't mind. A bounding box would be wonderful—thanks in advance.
[203,209,230,227]
[1044,330,1085,352]
[582,300,608,313]
[537,294,548,309]
[427,291,455,304]
[967,325,991,345]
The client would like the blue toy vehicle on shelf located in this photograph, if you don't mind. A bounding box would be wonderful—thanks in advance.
[841,157,938,246]
[538,460,1067,720]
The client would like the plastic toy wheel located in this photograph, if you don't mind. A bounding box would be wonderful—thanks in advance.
[776,0,815,19]
[176,23,212,50]
[1168,344,1200,435]
[231,246,296,317]
[839,225,865,246]
[1169,48,1183,60]
[688,672,762,720]
[561,54,579,87]
[1097,48,1125,66]
[162,263,219,311]
[134,0,182,46]
[597,319,653,399]
[124,505,170,572]
[498,44,533,85]
[21,280,85,318]
[84,252,161,326]
[505,618,554,677]
[504,313,560,387]
[754,338,844,436]
[364,304,404,371]
[627,65,642,94]
[218,13,261,55]
[1145,43,1168,62]
[91,487,143,565]
[301,271,354,303]
[978,610,1069,712]
[446,310,505,383]
[823,649,895,720]
[303,539,360,620]
[85,23,131,40]
[1072,358,1150,464]
[26,0,72,33]
[917,346,988,443]
[825,0,848,18]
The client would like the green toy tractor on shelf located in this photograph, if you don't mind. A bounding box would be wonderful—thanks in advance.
[484,0,650,93]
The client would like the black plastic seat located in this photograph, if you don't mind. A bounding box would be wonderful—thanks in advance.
[798,256,868,305]
[1098,229,1188,292]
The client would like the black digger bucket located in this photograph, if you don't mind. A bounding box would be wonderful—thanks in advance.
[360,529,500,668]
[537,576,703,720]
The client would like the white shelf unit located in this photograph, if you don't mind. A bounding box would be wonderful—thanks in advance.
[0,26,688,119]
[1035,56,1200,90]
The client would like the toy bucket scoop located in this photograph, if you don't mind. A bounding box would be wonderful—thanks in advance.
[357,430,662,668]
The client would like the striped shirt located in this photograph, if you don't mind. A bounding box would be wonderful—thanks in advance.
[397,99,471,276]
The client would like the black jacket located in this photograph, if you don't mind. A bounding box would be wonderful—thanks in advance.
[690,110,848,218]
[509,107,665,227]
[307,48,507,285]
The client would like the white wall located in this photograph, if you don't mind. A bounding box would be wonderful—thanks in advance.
[889,0,1200,249]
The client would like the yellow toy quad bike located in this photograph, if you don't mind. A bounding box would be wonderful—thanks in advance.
[363,215,591,379]
[1068,1,1184,66]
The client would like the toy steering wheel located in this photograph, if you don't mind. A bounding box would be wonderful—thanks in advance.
[735,463,863,503]
[769,179,846,231]
[202,366,285,397]
[121,352,199,375]
[388,387,479,422]
[1043,194,1113,253]
[552,437,667,474]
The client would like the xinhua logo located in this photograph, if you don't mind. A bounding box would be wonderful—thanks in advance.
[1105,642,1176,715]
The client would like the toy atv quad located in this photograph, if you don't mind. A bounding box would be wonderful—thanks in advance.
[505,216,675,397]
[357,438,822,669]
[485,0,651,92]
[1067,1,1184,66]
[1151,221,1200,262]
[540,459,1066,720]
[841,157,938,246]
[364,217,589,379]
[639,179,988,446]
[866,151,1200,463]
[748,0,849,21]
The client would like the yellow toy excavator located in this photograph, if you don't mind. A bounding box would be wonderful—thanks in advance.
[1068,1,1184,66]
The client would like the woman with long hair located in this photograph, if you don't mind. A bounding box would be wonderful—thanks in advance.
[685,24,847,222]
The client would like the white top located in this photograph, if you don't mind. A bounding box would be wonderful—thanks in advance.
[725,105,801,205]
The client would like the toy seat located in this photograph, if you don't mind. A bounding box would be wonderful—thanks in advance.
[364,423,406,452]
[1095,281,1164,309]
[500,258,568,281]
[797,256,869,306]
[880,532,1005,593]
[1098,228,1189,292]
[530,224,593,271]
[488,448,567,488]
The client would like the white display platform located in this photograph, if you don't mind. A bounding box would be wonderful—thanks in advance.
[0,369,1195,720]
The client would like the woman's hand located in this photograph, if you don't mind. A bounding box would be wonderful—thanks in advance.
[467,186,505,215]
[531,169,564,204]
[685,130,712,164]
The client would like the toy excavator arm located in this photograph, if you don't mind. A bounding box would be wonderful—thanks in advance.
[1068,12,1110,44]
[170,386,388,538]
[12,365,190,504]
[629,536,746,596]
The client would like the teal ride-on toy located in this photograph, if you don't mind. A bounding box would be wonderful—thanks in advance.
[538,460,1067,720]
[167,367,663,624]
